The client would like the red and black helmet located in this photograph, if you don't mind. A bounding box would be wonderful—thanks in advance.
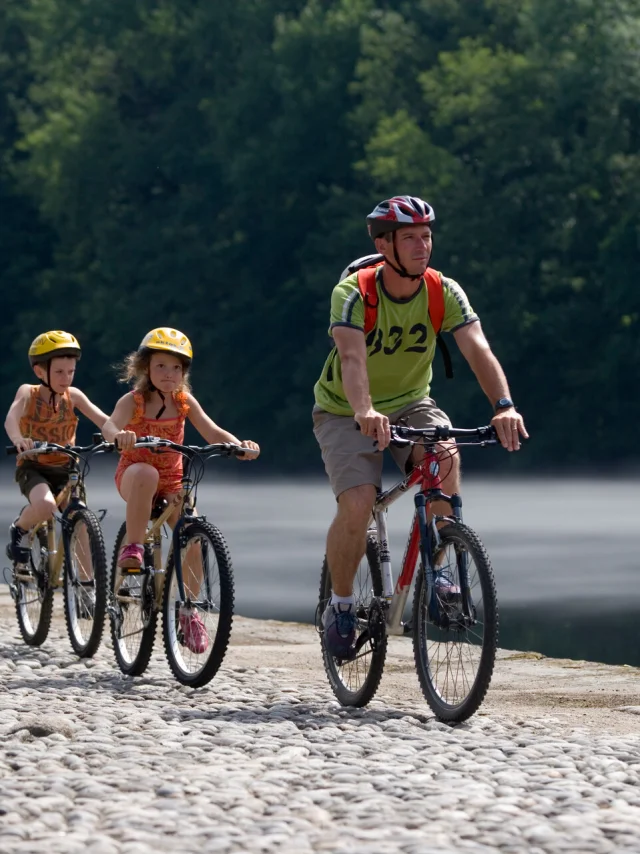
[366,195,435,240]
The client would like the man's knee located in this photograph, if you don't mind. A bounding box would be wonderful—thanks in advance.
[335,484,377,529]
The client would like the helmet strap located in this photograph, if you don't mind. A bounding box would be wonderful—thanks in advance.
[154,390,166,419]
[41,362,59,411]
[146,379,167,419]
[385,232,432,282]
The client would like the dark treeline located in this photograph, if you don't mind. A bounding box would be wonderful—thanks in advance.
[1,0,639,472]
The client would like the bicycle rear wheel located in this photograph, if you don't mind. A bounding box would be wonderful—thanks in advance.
[319,535,387,707]
[109,522,157,676]
[412,521,498,722]
[14,527,53,646]
[63,509,108,657]
[162,520,234,687]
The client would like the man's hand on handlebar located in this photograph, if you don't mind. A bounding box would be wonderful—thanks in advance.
[491,408,528,452]
[355,408,391,450]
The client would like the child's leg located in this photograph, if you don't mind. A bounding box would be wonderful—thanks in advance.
[165,498,203,602]
[17,483,57,530]
[8,482,58,564]
[118,463,160,545]
[163,496,209,652]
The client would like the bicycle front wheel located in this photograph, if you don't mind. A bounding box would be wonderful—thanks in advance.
[62,509,108,657]
[412,521,498,722]
[14,527,53,646]
[319,535,387,707]
[109,522,157,676]
[162,520,235,687]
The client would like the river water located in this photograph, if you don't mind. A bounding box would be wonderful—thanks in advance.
[1,468,639,666]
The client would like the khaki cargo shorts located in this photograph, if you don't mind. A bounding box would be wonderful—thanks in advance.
[312,397,451,498]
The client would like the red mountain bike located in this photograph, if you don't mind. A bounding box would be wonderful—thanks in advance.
[318,423,499,722]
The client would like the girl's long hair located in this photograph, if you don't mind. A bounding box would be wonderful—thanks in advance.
[118,348,192,398]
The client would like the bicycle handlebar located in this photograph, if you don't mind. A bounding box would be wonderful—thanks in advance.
[355,422,497,447]
[389,424,497,444]
[125,436,254,458]
[6,440,115,458]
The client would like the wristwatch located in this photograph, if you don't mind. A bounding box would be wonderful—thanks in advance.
[494,397,515,412]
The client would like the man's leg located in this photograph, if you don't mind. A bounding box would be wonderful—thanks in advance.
[313,407,382,657]
[325,483,377,597]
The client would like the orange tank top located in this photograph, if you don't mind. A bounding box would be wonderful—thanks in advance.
[115,390,190,492]
[18,386,78,467]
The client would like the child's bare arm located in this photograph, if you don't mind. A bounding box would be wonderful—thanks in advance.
[102,394,137,449]
[186,395,260,459]
[5,385,34,450]
[69,388,110,429]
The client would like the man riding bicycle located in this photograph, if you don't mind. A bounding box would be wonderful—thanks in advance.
[313,195,528,659]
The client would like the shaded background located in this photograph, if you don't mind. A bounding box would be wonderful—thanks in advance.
[1,1,640,663]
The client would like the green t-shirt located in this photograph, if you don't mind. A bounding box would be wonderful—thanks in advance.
[314,268,478,416]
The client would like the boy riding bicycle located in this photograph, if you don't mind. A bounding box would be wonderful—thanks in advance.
[313,195,528,659]
[4,331,109,565]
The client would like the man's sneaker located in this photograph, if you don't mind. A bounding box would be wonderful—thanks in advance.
[117,543,144,570]
[6,523,30,566]
[179,609,209,654]
[322,603,357,660]
[434,572,462,603]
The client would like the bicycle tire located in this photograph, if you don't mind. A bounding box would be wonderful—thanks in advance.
[412,521,498,722]
[62,508,108,658]
[109,521,157,676]
[162,520,234,687]
[14,527,53,646]
[319,535,387,707]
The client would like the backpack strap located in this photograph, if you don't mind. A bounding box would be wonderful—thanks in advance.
[357,265,383,335]
[425,269,444,334]
[425,270,453,379]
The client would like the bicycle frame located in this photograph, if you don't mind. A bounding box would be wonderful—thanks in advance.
[371,448,462,636]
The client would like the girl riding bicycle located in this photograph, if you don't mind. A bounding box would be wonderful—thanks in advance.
[4,331,109,564]
[101,327,259,652]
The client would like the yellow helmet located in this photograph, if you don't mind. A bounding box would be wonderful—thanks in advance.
[28,331,81,366]
[139,328,192,363]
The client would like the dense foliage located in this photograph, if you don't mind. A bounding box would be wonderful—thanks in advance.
[2,0,639,471]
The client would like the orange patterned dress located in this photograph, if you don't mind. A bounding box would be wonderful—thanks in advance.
[114,390,190,496]
[18,386,78,467]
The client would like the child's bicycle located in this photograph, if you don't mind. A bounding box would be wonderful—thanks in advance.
[4,439,112,657]
[317,423,500,723]
[108,436,246,687]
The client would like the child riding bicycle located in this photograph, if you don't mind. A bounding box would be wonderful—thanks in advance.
[101,327,260,653]
[4,331,109,565]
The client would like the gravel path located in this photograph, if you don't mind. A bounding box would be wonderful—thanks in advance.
[1,591,640,853]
